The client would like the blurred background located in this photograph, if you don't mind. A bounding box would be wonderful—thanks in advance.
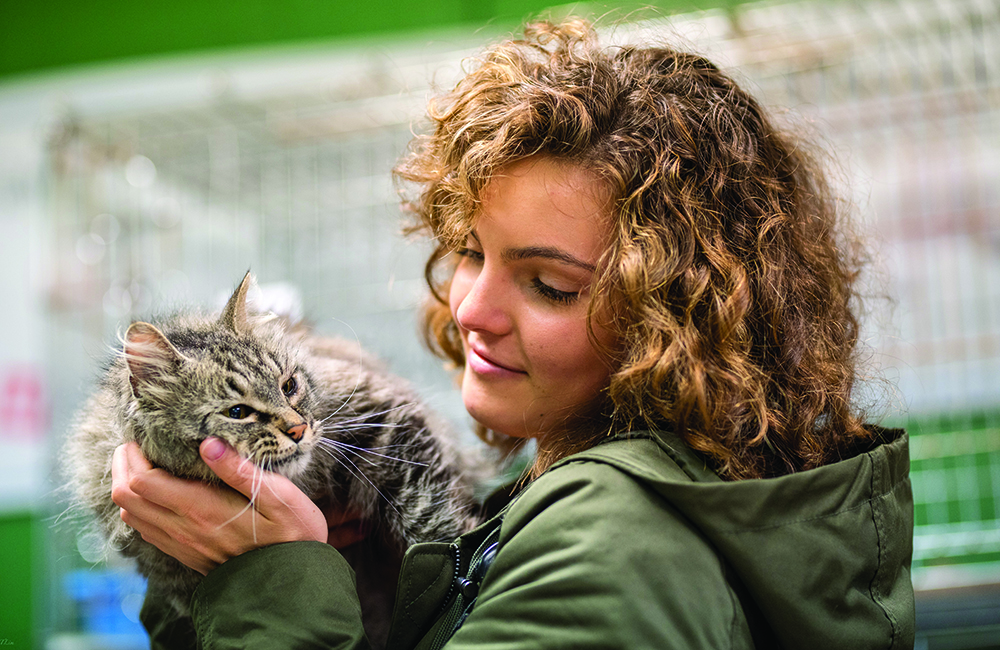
[0,0,997,647]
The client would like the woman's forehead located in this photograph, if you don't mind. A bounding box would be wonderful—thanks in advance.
[468,157,611,263]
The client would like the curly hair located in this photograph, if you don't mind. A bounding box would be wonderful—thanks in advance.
[395,19,874,480]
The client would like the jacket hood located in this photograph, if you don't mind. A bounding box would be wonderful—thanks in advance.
[611,427,915,650]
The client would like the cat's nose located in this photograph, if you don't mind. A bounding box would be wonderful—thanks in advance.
[285,423,308,443]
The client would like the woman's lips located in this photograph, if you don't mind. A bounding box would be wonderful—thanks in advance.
[466,345,526,377]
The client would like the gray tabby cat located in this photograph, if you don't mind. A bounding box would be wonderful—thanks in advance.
[65,272,481,648]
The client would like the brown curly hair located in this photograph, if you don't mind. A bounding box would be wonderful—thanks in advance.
[395,19,875,480]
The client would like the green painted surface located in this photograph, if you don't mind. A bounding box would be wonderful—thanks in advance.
[0,512,36,649]
[0,0,741,80]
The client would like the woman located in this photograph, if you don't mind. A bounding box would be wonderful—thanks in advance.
[113,19,915,649]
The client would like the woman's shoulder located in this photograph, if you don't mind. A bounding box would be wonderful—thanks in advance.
[466,436,748,649]
[489,428,914,650]
[499,432,724,570]
[504,431,713,524]
[504,426,912,547]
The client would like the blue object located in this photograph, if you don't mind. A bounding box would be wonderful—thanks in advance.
[63,568,148,638]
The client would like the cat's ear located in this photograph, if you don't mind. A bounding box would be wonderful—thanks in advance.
[124,322,188,399]
[219,271,254,335]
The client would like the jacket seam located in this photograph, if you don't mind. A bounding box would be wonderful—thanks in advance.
[724,562,741,650]
[867,452,897,650]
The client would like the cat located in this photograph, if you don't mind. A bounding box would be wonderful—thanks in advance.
[64,272,482,649]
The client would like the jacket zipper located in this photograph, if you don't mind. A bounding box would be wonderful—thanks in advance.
[427,525,503,650]
[428,542,465,650]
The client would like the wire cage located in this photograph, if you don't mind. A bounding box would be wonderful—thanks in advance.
[699,2,1000,644]
[721,0,1000,589]
[44,0,999,646]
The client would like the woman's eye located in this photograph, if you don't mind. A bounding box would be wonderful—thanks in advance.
[455,247,484,262]
[227,405,254,419]
[282,377,298,397]
[531,278,579,305]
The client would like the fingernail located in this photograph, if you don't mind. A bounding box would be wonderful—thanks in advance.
[202,437,227,461]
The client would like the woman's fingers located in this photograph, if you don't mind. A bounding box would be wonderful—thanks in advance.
[113,442,239,524]
[112,442,240,572]
[198,437,327,545]
[111,442,174,521]
[110,441,257,571]
[111,439,329,574]
[119,507,218,576]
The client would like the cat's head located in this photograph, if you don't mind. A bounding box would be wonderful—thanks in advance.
[123,272,319,480]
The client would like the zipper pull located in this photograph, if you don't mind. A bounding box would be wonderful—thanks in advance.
[456,577,479,600]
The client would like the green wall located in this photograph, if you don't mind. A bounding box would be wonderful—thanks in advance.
[0,512,40,649]
[0,0,738,80]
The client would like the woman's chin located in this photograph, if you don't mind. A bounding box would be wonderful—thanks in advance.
[461,391,533,440]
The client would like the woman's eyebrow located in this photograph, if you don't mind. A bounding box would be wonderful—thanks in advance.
[502,246,596,272]
[466,230,596,271]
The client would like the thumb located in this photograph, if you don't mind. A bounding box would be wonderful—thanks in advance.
[199,437,311,513]
[199,437,258,499]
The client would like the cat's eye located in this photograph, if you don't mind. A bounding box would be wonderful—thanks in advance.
[282,377,298,397]
[227,405,254,419]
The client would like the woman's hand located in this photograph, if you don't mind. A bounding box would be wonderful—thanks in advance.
[111,438,329,575]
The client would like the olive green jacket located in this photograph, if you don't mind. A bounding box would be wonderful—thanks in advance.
[143,428,915,649]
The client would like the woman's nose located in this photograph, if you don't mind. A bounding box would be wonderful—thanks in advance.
[453,269,512,335]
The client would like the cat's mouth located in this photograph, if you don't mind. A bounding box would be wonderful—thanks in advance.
[247,447,311,478]
[239,428,316,474]
[256,450,302,469]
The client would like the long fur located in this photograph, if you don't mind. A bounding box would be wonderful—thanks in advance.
[63,273,482,648]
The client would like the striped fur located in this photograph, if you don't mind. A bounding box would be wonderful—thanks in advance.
[64,274,482,647]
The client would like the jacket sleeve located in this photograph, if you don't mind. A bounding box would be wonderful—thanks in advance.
[189,541,372,650]
[440,460,746,650]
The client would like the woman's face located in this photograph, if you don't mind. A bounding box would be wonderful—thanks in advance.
[448,156,613,443]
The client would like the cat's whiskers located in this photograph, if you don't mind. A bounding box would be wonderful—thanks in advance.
[321,444,381,468]
[215,496,256,532]
[257,463,318,532]
[318,403,416,428]
[313,441,371,475]
[215,456,266,539]
[337,438,427,456]
[312,444,400,515]
[318,316,366,421]
[316,438,429,467]
[326,423,408,434]
[250,461,271,544]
